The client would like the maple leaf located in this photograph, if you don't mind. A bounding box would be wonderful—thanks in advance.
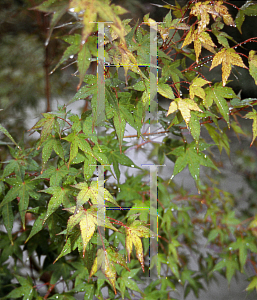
[1,177,40,229]
[63,132,93,165]
[125,219,155,272]
[205,83,236,125]
[66,205,118,257]
[31,113,59,146]
[167,98,203,128]
[210,48,248,86]
[89,247,129,294]
[73,181,119,207]
[41,136,64,166]
[244,109,257,146]
[114,42,147,84]
[190,1,210,33]
[214,1,235,27]
[189,77,210,101]
[41,186,72,223]
[249,50,257,85]
[171,141,219,182]
[182,29,216,63]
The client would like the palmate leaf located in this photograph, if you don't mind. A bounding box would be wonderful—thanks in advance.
[73,181,119,207]
[235,1,257,33]
[125,219,156,272]
[63,132,93,165]
[65,206,118,257]
[167,98,203,127]
[41,186,72,223]
[4,275,35,300]
[90,247,129,295]
[41,136,65,166]
[31,113,59,146]
[189,77,210,101]
[171,141,219,182]
[209,48,247,86]
[0,177,40,229]
[205,82,237,125]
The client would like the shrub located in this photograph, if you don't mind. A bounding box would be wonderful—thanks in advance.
[1,0,257,299]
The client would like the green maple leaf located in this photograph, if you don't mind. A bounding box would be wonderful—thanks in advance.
[31,113,60,146]
[37,164,74,186]
[171,141,218,182]
[73,181,119,207]
[1,177,40,229]
[205,83,237,125]
[41,136,65,165]
[41,186,72,223]
[63,132,93,165]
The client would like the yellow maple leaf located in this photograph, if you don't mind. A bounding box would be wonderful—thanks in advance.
[181,26,195,49]
[114,42,146,85]
[89,248,117,294]
[210,48,248,86]
[194,31,216,63]
[125,229,145,271]
[214,1,235,27]
[249,50,257,85]
[189,77,210,101]
[79,213,96,257]
[167,98,203,127]
[182,29,216,63]
[190,1,211,33]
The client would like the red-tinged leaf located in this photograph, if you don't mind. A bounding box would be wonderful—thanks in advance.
[107,247,130,271]
[31,114,57,146]
[125,219,153,272]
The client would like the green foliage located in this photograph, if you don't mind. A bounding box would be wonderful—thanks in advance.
[1,0,257,299]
